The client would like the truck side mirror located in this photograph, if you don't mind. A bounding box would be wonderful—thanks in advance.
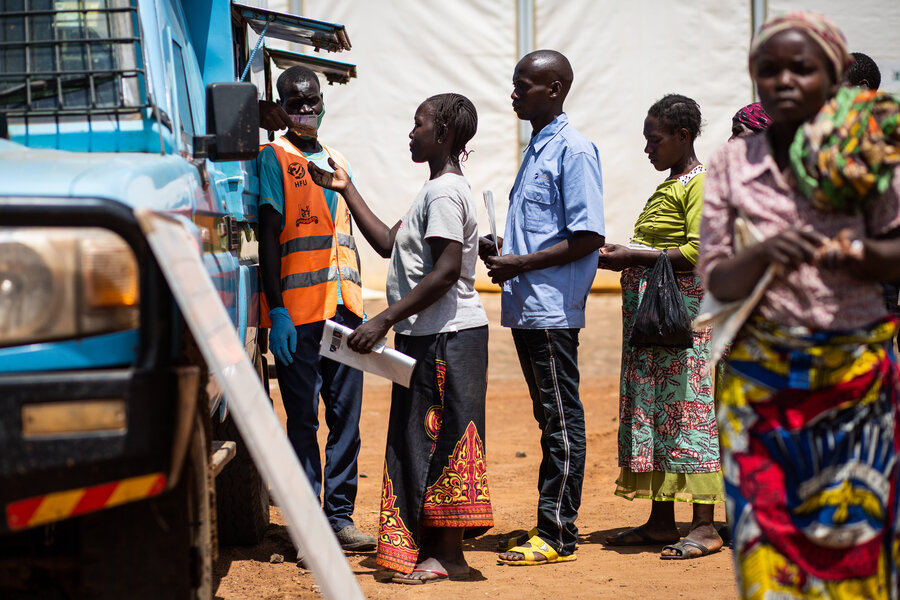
[194,82,260,162]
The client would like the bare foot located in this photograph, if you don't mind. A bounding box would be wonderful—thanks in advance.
[605,524,680,546]
[660,523,723,558]
[391,557,469,584]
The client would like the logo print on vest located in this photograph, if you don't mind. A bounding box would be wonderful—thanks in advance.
[296,204,319,226]
[288,162,308,188]
[287,162,306,179]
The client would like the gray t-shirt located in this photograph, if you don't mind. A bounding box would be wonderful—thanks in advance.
[386,173,488,335]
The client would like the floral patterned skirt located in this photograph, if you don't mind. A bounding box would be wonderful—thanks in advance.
[376,326,493,574]
[616,266,723,502]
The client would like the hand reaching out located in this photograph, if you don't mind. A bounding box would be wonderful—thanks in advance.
[307,158,351,193]
[258,99,292,132]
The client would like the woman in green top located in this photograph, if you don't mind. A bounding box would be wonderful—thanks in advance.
[598,94,724,559]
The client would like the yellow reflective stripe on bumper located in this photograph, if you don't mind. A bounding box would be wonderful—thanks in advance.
[28,489,84,528]
[6,472,167,531]
[106,473,166,507]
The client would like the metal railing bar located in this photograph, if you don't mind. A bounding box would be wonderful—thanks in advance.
[0,37,141,47]
[0,8,136,18]
[1,68,145,77]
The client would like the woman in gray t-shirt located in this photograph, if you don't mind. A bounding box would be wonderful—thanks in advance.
[308,93,492,584]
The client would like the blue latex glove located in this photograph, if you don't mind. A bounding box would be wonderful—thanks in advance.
[269,307,297,365]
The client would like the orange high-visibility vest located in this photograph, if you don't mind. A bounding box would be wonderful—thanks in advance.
[260,136,363,327]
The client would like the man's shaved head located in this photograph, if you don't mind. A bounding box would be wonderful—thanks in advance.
[520,50,573,98]
[511,48,573,128]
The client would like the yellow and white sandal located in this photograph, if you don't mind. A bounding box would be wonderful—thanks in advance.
[496,535,577,566]
[497,527,539,551]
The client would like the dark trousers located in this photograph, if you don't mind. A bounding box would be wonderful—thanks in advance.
[275,305,363,532]
[511,327,585,556]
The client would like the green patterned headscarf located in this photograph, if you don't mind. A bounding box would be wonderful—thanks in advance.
[790,87,900,213]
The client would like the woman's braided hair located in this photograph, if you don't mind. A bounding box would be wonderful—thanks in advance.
[426,93,478,163]
[647,94,702,141]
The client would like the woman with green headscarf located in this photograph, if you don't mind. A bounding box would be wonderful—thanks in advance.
[698,10,900,599]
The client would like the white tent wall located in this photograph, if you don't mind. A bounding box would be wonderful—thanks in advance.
[270,1,518,293]
[265,1,895,292]
[536,1,752,287]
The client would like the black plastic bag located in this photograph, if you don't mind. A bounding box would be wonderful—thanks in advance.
[628,252,693,349]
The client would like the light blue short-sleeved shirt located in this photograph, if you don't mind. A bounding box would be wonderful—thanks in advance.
[500,113,605,329]
[258,141,355,304]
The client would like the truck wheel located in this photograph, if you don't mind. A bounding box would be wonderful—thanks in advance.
[213,350,270,545]
[77,413,213,599]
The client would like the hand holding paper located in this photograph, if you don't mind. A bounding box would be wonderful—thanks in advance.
[483,190,500,256]
[346,315,391,354]
[319,319,417,387]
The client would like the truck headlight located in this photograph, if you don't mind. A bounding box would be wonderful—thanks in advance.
[0,227,139,347]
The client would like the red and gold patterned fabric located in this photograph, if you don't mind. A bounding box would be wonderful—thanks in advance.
[376,326,492,573]
[421,421,493,527]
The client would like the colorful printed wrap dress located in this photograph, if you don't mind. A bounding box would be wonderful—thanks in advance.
[699,115,900,598]
[616,165,725,504]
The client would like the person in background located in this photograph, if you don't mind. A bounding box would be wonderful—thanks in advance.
[483,49,605,567]
[845,52,898,328]
[699,12,900,597]
[258,65,375,553]
[846,51,881,91]
[309,93,493,584]
[730,102,771,140]
[599,94,724,559]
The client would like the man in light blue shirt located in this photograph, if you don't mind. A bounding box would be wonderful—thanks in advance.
[482,49,604,566]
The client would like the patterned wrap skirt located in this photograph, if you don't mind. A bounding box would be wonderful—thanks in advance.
[376,325,493,574]
[718,316,900,599]
[616,266,723,502]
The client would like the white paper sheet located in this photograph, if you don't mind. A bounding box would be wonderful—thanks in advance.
[319,319,416,387]
[483,190,500,255]
[135,209,363,600]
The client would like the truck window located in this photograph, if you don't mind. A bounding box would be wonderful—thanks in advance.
[170,39,195,144]
[0,0,146,122]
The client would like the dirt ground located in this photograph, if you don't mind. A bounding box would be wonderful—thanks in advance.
[213,293,738,599]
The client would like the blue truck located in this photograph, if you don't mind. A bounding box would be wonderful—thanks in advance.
[0,1,355,597]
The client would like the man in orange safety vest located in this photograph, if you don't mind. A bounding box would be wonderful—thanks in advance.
[258,65,374,552]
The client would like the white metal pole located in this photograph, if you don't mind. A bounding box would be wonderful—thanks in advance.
[751,0,767,101]
[516,0,535,155]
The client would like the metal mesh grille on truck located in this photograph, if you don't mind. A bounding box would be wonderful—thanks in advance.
[0,0,148,127]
